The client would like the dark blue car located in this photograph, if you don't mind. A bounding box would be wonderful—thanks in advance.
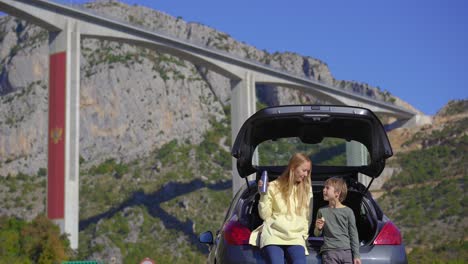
[199,105,408,264]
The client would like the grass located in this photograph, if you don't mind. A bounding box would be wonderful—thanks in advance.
[377,108,467,263]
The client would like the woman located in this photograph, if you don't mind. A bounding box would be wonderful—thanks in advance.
[249,153,313,264]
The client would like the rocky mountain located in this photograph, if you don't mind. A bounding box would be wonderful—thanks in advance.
[0,0,419,178]
[2,0,461,263]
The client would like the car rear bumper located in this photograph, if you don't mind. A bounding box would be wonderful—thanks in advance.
[213,243,407,264]
[359,244,408,264]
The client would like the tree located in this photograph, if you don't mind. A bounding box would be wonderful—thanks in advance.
[0,215,71,263]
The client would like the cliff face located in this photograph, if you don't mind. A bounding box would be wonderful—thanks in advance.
[2,2,465,263]
[0,0,415,177]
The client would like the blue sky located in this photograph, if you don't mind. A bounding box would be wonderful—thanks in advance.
[9,0,468,115]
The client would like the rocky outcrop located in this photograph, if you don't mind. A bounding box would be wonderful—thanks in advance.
[0,0,417,177]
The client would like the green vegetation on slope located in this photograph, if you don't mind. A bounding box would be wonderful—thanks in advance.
[1,99,466,263]
[76,111,233,263]
[0,108,233,263]
[378,102,467,263]
[437,100,468,117]
[408,240,468,264]
[0,215,70,264]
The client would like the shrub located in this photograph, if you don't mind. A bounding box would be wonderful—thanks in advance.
[0,215,71,263]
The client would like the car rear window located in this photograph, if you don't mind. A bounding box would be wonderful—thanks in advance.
[255,137,370,166]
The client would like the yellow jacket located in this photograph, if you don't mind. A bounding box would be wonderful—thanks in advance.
[249,180,313,254]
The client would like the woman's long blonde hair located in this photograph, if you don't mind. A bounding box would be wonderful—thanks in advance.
[277,153,312,216]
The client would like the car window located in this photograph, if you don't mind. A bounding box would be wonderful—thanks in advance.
[254,137,370,166]
[221,184,246,225]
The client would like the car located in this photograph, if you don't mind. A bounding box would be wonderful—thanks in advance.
[199,105,408,264]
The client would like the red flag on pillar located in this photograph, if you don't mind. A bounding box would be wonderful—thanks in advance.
[48,52,66,219]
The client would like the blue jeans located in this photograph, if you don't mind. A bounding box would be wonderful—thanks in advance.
[262,245,306,264]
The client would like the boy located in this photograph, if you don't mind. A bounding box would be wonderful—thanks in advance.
[314,177,361,264]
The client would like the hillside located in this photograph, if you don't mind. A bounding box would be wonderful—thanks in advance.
[0,0,418,178]
[3,100,466,263]
[379,99,468,263]
[0,0,463,263]
[0,113,234,263]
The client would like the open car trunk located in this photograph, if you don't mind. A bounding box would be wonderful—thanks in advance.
[242,172,380,249]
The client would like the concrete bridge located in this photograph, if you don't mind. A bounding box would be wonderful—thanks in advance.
[0,0,417,249]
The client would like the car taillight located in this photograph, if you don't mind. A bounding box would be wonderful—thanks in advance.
[224,220,251,245]
[374,221,402,245]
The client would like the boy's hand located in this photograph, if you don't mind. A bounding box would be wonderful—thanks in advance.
[315,217,325,230]
[354,258,361,264]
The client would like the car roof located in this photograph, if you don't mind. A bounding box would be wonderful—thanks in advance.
[232,105,393,178]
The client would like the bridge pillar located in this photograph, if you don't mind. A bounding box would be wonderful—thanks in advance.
[47,19,80,249]
[346,141,370,187]
[231,71,256,196]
